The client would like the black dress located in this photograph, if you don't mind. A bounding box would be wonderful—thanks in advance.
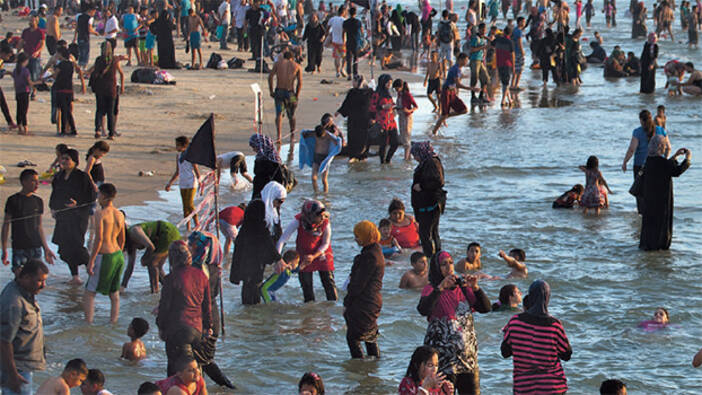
[639,156,690,250]
[49,168,96,276]
[632,6,648,38]
[251,158,284,199]
[640,42,658,93]
[152,13,177,69]
[229,200,282,304]
[337,87,373,159]
[302,22,325,72]
[411,157,446,258]
[343,243,385,358]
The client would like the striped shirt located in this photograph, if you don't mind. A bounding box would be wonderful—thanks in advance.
[502,313,572,395]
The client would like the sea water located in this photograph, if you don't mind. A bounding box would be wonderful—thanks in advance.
[1,5,701,394]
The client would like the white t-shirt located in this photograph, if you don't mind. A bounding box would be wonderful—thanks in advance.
[217,151,244,166]
[219,1,232,25]
[328,15,346,44]
[178,153,197,189]
[104,16,120,39]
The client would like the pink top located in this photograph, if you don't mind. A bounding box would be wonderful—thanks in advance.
[421,285,477,321]
[638,320,669,332]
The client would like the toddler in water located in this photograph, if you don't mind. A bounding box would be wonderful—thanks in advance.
[298,372,325,395]
[80,369,113,395]
[36,358,88,394]
[261,250,301,303]
[552,184,584,208]
[378,218,402,258]
[579,155,612,214]
[121,317,149,361]
[399,252,429,289]
[499,248,528,279]
[638,307,670,332]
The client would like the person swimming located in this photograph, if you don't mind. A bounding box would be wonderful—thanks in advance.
[553,184,584,208]
[638,307,671,332]
[491,284,523,312]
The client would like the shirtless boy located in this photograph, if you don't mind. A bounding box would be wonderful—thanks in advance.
[654,105,666,130]
[399,252,429,289]
[36,358,88,395]
[84,183,125,324]
[302,116,343,193]
[46,7,62,55]
[424,50,446,112]
[80,369,113,395]
[499,248,528,278]
[187,8,207,69]
[456,242,481,273]
[121,317,149,361]
[269,51,302,150]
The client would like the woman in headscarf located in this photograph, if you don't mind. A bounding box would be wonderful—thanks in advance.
[501,280,572,395]
[344,220,385,359]
[185,232,235,389]
[417,251,491,394]
[230,200,285,304]
[640,33,659,93]
[249,133,285,199]
[261,181,287,241]
[632,1,648,38]
[639,136,691,250]
[302,13,325,73]
[276,200,337,302]
[151,9,177,69]
[410,141,446,258]
[369,74,400,164]
[336,74,373,161]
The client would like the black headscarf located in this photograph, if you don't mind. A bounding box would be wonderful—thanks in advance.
[525,279,551,318]
[240,199,267,232]
[376,74,393,99]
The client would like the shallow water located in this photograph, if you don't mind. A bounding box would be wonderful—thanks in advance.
[2,4,702,394]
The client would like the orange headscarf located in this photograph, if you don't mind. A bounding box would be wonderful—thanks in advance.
[353,220,381,246]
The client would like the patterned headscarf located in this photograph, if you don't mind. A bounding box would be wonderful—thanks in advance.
[261,181,287,234]
[249,133,281,163]
[300,200,327,236]
[188,231,222,270]
[410,141,437,163]
[353,220,381,247]
[525,279,551,318]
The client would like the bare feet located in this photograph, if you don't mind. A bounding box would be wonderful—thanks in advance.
[68,276,83,285]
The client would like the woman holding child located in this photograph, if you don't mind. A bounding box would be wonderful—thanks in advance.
[277,200,337,303]
[417,251,491,394]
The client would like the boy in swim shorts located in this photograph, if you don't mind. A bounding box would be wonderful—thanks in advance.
[261,250,300,302]
[187,8,207,69]
[423,50,445,112]
[84,183,125,324]
[302,115,344,193]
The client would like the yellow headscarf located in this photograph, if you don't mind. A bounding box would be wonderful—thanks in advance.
[353,220,381,246]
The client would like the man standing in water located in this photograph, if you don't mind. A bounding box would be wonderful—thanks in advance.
[84,183,125,324]
[269,50,302,151]
[0,259,48,394]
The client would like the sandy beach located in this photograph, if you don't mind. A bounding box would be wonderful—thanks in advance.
[0,11,420,222]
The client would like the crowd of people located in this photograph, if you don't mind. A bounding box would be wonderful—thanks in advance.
[1,0,700,394]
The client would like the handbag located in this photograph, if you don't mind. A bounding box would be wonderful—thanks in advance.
[629,167,645,197]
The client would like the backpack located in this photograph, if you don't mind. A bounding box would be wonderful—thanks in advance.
[206,52,223,69]
[438,21,453,44]
[227,57,245,69]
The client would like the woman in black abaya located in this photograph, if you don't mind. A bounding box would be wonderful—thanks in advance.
[640,33,658,94]
[152,10,177,69]
[639,136,691,251]
[336,75,373,161]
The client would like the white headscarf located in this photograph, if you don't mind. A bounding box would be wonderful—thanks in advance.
[261,181,287,234]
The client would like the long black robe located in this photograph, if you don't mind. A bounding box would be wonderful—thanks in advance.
[343,243,385,343]
[632,6,648,38]
[337,87,373,159]
[229,200,281,304]
[640,42,658,93]
[251,158,284,200]
[152,13,177,69]
[639,156,690,250]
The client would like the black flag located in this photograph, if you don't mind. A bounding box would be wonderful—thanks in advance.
[181,114,217,169]
[350,0,370,9]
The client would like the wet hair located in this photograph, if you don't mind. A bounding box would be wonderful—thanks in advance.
[493,284,518,310]
[85,369,105,386]
[18,259,49,278]
[174,356,196,373]
[388,198,405,214]
[585,155,599,170]
[137,382,161,395]
[639,110,655,139]
[282,249,300,263]
[130,317,150,339]
[509,248,526,262]
[410,251,426,264]
[64,358,88,376]
[656,307,670,321]
[175,136,189,146]
[378,218,391,228]
[64,148,80,165]
[467,242,481,253]
[600,379,627,395]
[98,183,117,200]
[55,143,69,154]
[20,168,38,182]
[404,346,439,383]
[86,140,110,159]
[283,50,294,60]
[571,184,585,194]
[298,372,325,394]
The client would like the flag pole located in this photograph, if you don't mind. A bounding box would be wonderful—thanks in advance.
[211,113,226,338]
